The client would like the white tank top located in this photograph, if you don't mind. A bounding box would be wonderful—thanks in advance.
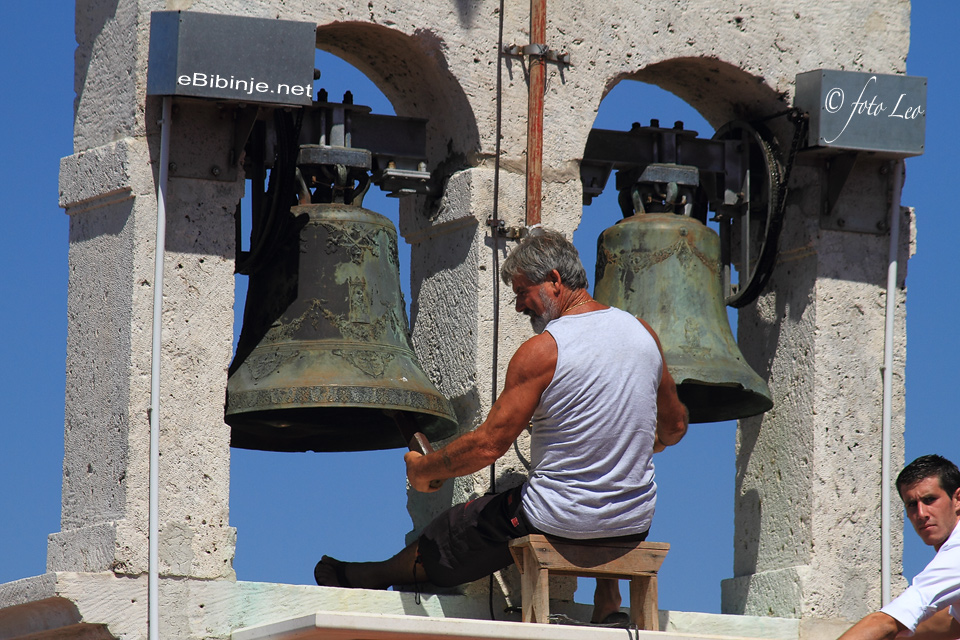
[520,307,662,538]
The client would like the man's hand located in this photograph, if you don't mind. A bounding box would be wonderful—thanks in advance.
[653,433,666,453]
[404,450,441,493]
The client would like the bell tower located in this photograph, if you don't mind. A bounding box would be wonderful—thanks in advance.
[0,0,920,638]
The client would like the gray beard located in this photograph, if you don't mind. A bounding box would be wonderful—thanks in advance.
[528,289,560,334]
[530,314,550,334]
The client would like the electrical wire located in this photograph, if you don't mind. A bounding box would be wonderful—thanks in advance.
[489,0,506,498]
[487,0,507,621]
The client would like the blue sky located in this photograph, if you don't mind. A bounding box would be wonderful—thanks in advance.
[1,2,958,617]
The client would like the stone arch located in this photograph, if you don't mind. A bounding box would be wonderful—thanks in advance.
[578,55,793,268]
[315,22,481,174]
[570,57,791,247]
[607,56,788,130]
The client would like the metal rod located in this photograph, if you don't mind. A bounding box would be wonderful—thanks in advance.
[149,95,172,640]
[524,0,546,227]
[881,159,904,606]
[741,130,751,279]
[742,169,751,277]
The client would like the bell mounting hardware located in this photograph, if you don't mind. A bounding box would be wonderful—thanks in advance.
[226,86,454,452]
[581,116,796,309]
[147,11,456,452]
[580,118,799,421]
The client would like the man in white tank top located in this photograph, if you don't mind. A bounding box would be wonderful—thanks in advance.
[315,230,688,625]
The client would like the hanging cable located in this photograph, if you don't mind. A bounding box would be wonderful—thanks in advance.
[489,0,507,497]
[236,108,304,276]
[487,0,507,621]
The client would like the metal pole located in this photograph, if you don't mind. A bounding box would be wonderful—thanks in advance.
[525,0,546,227]
[149,95,172,640]
[881,159,904,606]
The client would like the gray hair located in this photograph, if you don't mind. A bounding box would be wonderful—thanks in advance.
[500,228,588,290]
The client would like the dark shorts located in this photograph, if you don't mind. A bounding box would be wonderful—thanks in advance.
[417,484,649,587]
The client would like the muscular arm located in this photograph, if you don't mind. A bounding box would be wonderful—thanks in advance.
[405,332,558,492]
[839,609,960,640]
[838,613,906,640]
[638,319,688,451]
[910,609,960,640]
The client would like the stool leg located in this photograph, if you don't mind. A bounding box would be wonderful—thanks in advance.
[630,575,658,630]
[520,546,549,623]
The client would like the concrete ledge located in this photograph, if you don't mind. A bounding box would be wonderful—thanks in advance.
[58,137,150,212]
[0,573,59,610]
[0,575,113,640]
[47,522,119,574]
[721,567,805,618]
[663,610,800,640]
[0,574,837,640]
[0,598,113,640]
[233,610,760,640]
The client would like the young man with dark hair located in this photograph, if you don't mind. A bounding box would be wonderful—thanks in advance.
[314,229,688,624]
[838,455,960,640]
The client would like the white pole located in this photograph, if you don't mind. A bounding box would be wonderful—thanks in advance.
[881,159,904,606]
[149,95,172,640]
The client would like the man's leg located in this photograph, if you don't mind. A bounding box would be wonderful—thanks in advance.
[314,540,427,589]
[315,487,527,591]
[592,578,622,623]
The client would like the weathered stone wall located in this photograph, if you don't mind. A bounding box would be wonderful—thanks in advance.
[6,0,916,636]
[722,158,911,618]
[54,134,240,581]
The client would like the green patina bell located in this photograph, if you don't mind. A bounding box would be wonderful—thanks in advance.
[594,213,773,423]
[226,202,458,452]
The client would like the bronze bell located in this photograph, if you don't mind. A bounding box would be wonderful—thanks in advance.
[594,213,773,423]
[226,202,458,452]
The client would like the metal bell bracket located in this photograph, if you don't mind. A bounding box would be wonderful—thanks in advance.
[299,91,434,198]
[236,92,434,275]
[625,164,700,217]
[242,91,435,201]
[581,119,741,210]
[581,118,793,307]
[503,43,571,67]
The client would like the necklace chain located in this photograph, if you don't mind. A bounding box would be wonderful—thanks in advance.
[565,297,592,313]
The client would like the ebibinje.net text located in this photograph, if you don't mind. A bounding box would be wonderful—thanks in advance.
[177,73,312,97]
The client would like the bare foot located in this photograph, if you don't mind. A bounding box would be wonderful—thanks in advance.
[314,555,353,588]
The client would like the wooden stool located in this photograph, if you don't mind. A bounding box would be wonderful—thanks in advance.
[508,534,669,629]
